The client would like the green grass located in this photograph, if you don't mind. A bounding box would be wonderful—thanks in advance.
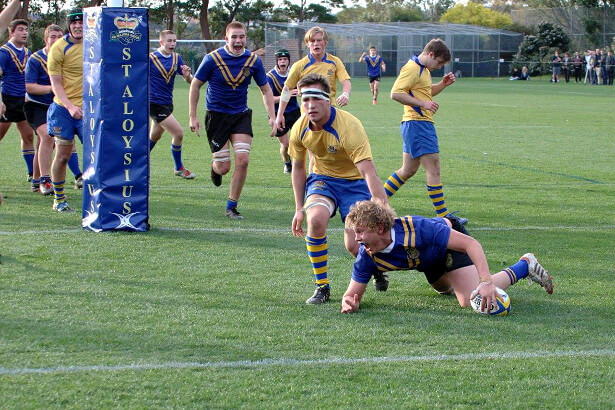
[1,77,614,407]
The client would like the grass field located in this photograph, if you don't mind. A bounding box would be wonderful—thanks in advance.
[1,77,614,407]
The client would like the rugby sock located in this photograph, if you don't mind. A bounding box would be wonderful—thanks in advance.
[305,235,329,289]
[149,139,157,152]
[41,175,51,183]
[22,149,35,175]
[384,172,406,197]
[226,198,238,210]
[52,180,66,202]
[171,144,183,171]
[68,152,81,177]
[427,184,448,217]
[501,259,529,285]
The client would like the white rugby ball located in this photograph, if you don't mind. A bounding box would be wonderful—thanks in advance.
[470,286,511,316]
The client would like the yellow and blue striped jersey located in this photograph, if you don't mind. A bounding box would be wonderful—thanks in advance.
[391,55,434,123]
[351,216,451,283]
[47,34,83,107]
[288,107,372,180]
[285,52,350,104]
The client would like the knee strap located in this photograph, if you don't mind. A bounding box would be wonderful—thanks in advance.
[304,196,335,217]
[213,148,231,162]
[233,142,251,155]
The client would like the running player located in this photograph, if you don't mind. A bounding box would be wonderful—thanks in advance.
[149,30,196,180]
[266,48,300,174]
[189,21,276,220]
[359,46,385,105]
[289,73,389,304]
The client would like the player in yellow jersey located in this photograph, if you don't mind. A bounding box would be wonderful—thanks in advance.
[288,73,388,304]
[47,8,83,213]
[383,39,466,223]
[274,26,351,133]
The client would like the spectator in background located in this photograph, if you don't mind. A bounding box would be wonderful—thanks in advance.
[606,50,614,86]
[520,66,530,81]
[595,48,604,85]
[561,52,571,83]
[572,51,584,83]
[509,66,520,80]
[551,51,562,83]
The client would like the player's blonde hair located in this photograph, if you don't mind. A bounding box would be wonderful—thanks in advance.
[44,24,63,39]
[423,38,451,63]
[304,26,328,44]
[159,29,175,40]
[345,200,397,233]
[297,73,331,94]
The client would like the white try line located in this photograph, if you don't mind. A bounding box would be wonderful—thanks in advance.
[1,225,614,236]
[0,349,613,376]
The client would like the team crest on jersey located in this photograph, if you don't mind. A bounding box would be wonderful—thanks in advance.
[327,145,338,154]
[110,14,142,45]
[406,247,420,261]
[327,69,334,76]
[242,66,252,76]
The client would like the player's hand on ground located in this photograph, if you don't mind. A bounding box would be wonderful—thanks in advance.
[341,294,360,313]
[189,116,202,137]
[443,72,456,86]
[422,100,439,113]
[291,211,305,238]
[68,104,83,119]
[470,281,497,313]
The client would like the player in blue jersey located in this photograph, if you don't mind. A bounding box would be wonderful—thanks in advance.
[359,47,386,105]
[0,18,35,186]
[289,73,389,304]
[25,24,79,196]
[340,200,554,313]
[149,30,196,180]
[0,0,22,118]
[189,21,276,219]
[267,49,300,174]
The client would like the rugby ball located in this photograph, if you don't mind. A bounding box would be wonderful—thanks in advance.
[470,286,511,316]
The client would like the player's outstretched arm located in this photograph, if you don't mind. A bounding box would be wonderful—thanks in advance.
[290,158,307,238]
[341,280,367,313]
[356,159,389,205]
[0,0,21,33]
[336,79,351,107]
[432,72,455,97]
[358,52,366,62]
[275,86,291,130]
[258,83,276,132]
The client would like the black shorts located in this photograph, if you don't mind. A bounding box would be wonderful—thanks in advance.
[24,100,50,130]
[275,109,301,137]
[422,216,474,284]
[369,76,381,83]
[149,103,173,123]
[1,94,27,123]
[205,109,253,153]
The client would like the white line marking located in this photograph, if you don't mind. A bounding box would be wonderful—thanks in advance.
[0,349,612,376]
[1,225,614,236]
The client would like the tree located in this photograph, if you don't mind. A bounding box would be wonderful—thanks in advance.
[513,20,571,75]
[440,2,514,28]
[336,0,424,23]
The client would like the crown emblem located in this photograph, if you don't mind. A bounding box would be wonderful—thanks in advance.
[86,14,97,29]
[114,15,138,31]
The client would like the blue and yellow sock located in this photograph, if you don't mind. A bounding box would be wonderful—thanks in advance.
[52,180,66,203]
[171,144,183,171]
[226,198,238,210]
[68,152,81,177]
[384,172,406,197]
[22,149,35,175]
[502,259,529,285]
[427,183,448,217]
[305,235,329,289]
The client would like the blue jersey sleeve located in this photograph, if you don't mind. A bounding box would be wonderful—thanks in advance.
[351,247,379,284]
[24,56,41,84]
[0,51,9,73]
[416,217,451,249]
[252,57,267,87]
[177,54,186,77]
[194,54,213,83]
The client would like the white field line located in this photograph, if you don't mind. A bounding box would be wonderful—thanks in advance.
[0,349,613,376]
[1,225,614,236]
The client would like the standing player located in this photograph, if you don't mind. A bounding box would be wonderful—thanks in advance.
[25,24,84,196]
[359,46,386,105]
[383,39,464,222]
[149,30,196,179]
[289,73,389,304]
[266,48,300,174]
[189,21,276,219]
[47,8,84,213]
[0,19,34,185]
[275,26,351,132]
[341,200,554,313]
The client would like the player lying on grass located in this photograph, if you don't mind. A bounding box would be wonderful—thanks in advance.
[340,200,554,313]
